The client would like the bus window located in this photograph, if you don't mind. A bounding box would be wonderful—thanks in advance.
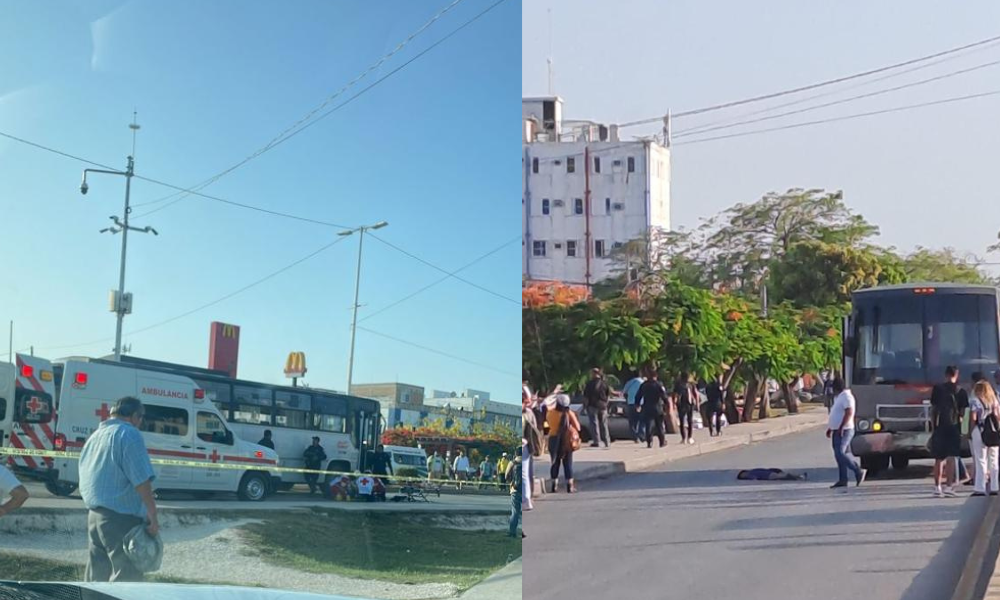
[926,293,1000,374]
[313,413,346,433]
[275,409,309,429]
[233,404,273,426]
[142,404,189,436]
[276,391,311,412]
[234,385,272,407]
[196,379,232,414]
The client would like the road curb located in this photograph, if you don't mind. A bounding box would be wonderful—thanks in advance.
[532,412,826,494]
[951,495,1000,600]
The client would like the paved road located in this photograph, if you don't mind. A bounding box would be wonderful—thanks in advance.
[525,427,987,600]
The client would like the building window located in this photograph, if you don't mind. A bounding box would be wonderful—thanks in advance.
[574,198,584,215]
[542,198,550,215]
[532,240,547,257]
[595,240,606,258]
[532,157,539,173]
[567,240,577,257]
[567,157,575,173]
[613,241,624,249]
[605,198,611,214]
[594,157,601,173]
[628,156,635,172]
[613,201,625,211]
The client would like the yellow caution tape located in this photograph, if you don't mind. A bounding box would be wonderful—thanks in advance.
[0,446,510,489]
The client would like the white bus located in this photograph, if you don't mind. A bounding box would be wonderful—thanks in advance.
[114,356,383,491]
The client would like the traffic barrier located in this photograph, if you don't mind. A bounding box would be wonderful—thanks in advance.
[0,446,508,490]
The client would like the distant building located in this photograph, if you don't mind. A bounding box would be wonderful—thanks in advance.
[352,382,518,433]
[523,96,671,286]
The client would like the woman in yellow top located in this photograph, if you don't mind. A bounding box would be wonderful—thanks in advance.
[545,394,581,493]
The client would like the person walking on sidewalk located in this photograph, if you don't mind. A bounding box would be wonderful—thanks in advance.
[675,373,697,445]
[705,374,725,437]
[583,368,611,447]
[546,394,581,493]
[522,393,542,511]
[637,369,668,448]
[507,453,523,538]
[622,370,646,443]
[968,380,1000,496]
[827,378,866,489]
[931,366,965,498]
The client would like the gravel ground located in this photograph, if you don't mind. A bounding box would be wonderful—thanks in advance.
[0,515,459,600]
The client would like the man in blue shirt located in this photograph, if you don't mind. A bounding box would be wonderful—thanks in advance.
[622,370,646,443]
[80,396,158,582]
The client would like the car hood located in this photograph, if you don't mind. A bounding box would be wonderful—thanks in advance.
[0,582,365,600]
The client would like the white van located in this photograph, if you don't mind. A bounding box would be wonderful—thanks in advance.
[50,358,282,501]
[384,445,428,478]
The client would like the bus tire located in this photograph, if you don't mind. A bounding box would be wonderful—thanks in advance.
[238,472,269,502]
[890,455,910,471]
[45,481,77,497]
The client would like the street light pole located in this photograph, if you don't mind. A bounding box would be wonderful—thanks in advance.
[339,221,388,392]
[80,115,157,361]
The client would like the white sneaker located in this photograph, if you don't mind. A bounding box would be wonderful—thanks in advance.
[688,438,695,445]
[933,488,944,498]
[943,487,959,498]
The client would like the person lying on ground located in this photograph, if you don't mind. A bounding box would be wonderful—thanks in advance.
[736,468,808,481]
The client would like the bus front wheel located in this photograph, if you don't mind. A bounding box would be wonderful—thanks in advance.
[861,455,890,476]
[891,455,910,471]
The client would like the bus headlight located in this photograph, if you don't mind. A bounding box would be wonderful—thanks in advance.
[857,419,870,432]
[872,420,883,432]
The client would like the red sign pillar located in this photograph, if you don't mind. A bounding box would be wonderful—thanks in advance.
[209,322,240,378]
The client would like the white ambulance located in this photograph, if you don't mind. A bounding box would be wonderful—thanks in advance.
[385,445,428,479]
[0,355,59,491]
[49,357,282,501]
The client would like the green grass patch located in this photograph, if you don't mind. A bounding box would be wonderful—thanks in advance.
[240,509,521,589]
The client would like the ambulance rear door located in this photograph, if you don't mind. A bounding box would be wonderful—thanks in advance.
[10,355,57,478]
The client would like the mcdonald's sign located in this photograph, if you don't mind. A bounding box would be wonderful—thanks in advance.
[284,352,307,378]
[209,322,241,378]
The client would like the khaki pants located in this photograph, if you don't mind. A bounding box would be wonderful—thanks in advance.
[86,507,145,582]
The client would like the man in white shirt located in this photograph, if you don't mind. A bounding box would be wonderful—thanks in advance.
[827,377,866,489]
[0,464,29,517]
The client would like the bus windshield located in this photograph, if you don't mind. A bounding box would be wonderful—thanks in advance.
[853,291,1000,385]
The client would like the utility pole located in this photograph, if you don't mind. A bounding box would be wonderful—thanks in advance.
[80,113,158,361]
[338,221,389,392]
[7,321,11,364]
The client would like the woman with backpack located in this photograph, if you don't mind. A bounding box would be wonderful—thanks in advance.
[969,380,1000,496]
[545,394,581,493]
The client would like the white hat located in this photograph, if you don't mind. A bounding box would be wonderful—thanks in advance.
[556,394,571,408]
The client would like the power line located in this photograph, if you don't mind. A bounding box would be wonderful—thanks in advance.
[37,236,350,352]
[674,58,1000,139]
[619,32,1000,128]
[132,174,350,228]
[367,233,520,304]
[356,325,518,376]
[674,89,1000,146]
[0,131,117,171]
[134,0,509,217]
[359,235,519,323]
[675,41,1000,137]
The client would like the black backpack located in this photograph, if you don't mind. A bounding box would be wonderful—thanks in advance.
[982,410,1000,447]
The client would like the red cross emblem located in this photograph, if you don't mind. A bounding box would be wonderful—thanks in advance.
[209,449,221,463]
[360,477,370,486]
[26,397,45,415]
[95,403,111,422]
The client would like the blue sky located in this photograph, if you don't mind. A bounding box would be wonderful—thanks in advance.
[523,1,1000,273]
[0,0,519,400]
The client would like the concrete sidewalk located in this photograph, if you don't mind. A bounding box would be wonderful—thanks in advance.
[460,558,521,600]
[533,407,828,493]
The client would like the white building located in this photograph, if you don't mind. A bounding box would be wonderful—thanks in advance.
[522,96,671,285]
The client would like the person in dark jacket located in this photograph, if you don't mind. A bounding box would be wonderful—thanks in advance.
[705,375,725,437]
[637,369,668,448]
[583,367,611,447]
[930,366,966,497]
[674,372,697,445]
[370,445,393,477]
[303,437,328,494]
[257,430,275,450]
